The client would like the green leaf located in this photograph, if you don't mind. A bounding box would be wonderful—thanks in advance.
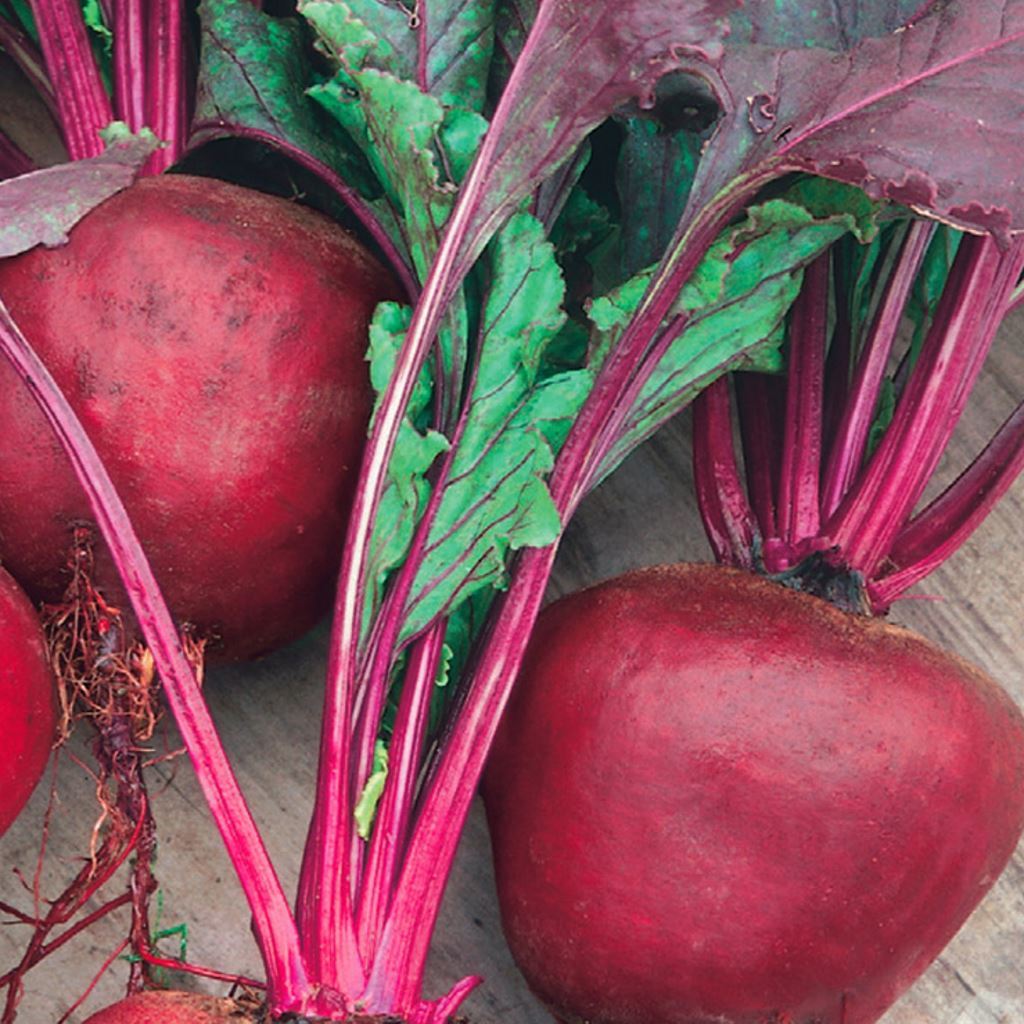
[594,179,882,479]
[907,224,962,359]
[300,0,493,112]
[398,213,582,639]
[310,68,485,280]
[310,66,484,407]
[613,116,703,279]
[193,0,378,196]
[354,740,389,839]
[4,0,39,43]
[865,377,896,458]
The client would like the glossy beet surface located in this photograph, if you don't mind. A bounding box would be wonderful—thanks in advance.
[0,567,56,837]
[82,991,251,1023]
[484,564,1024,1024]
[0,175,394,659]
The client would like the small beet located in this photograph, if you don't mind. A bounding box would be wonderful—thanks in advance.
[82,990,253,1023]
[0,174,396,659]
[484,563,1024,1024]
[0,566,56,837]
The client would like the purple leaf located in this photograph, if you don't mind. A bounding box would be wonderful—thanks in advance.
[451,0,738,274]
[729,0,935,49]
[0,131,155,258]
[689,0,1024,239]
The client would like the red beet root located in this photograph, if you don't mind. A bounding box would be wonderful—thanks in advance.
[0,566,56,837]
[0,175,395,659]
[484,563,1024,1024]
[82,990,252,1023]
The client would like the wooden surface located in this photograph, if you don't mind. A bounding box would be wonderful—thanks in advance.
[2,53,1024,1024]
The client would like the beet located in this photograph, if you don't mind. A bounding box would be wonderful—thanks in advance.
[0,566,56,837]
[0,174,395,660]
[484,563,1024,1024]
[81,990,252,1023]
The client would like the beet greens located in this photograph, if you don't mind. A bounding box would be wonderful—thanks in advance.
[1,0,1024,1020]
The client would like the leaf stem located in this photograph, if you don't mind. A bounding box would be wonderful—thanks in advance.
[826,234,1024,577]
[734,372,783,560]
[0,302,311,1015]
[820,220,934,518]
[144,0,186,173]
[112,0,146,133]
[871,396,1024,607]
[776,251,829,549]
[29,0,113,158]
[691,378,756,568]
[296,19,546,984]
[355,621,446,965]
[360,541,558,1015]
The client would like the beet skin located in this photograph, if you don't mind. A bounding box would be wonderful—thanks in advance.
[484,563,1024,1024]
[0,567,56,837]
[82,990,252,1023]
[0,175,395,659]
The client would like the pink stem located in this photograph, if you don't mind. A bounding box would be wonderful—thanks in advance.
[296,34,538,986]
[820,220,934,518]
[359,542,558,1015]
[734,372,783,558]
[776,252,829,549]
[144,0,186,173]
[0,303,311,1014]
[827,235,1024,578]
[355,622,446,964]
[29,0,112,159]
[870,397,1024,607]
[691,379,756,568]
[112,0,146,132]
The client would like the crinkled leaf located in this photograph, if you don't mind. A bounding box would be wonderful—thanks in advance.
[311,71,451,280]
[594,180,882,478]
[0,126,155,257]
[301,0,493,112]
[549,176,613,263]
[192,0,378,196]
[691,1,1024,241]
[310,68,481,405]
[365,303,450,631]
[398,213,583,639]
[310,70,484,283]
